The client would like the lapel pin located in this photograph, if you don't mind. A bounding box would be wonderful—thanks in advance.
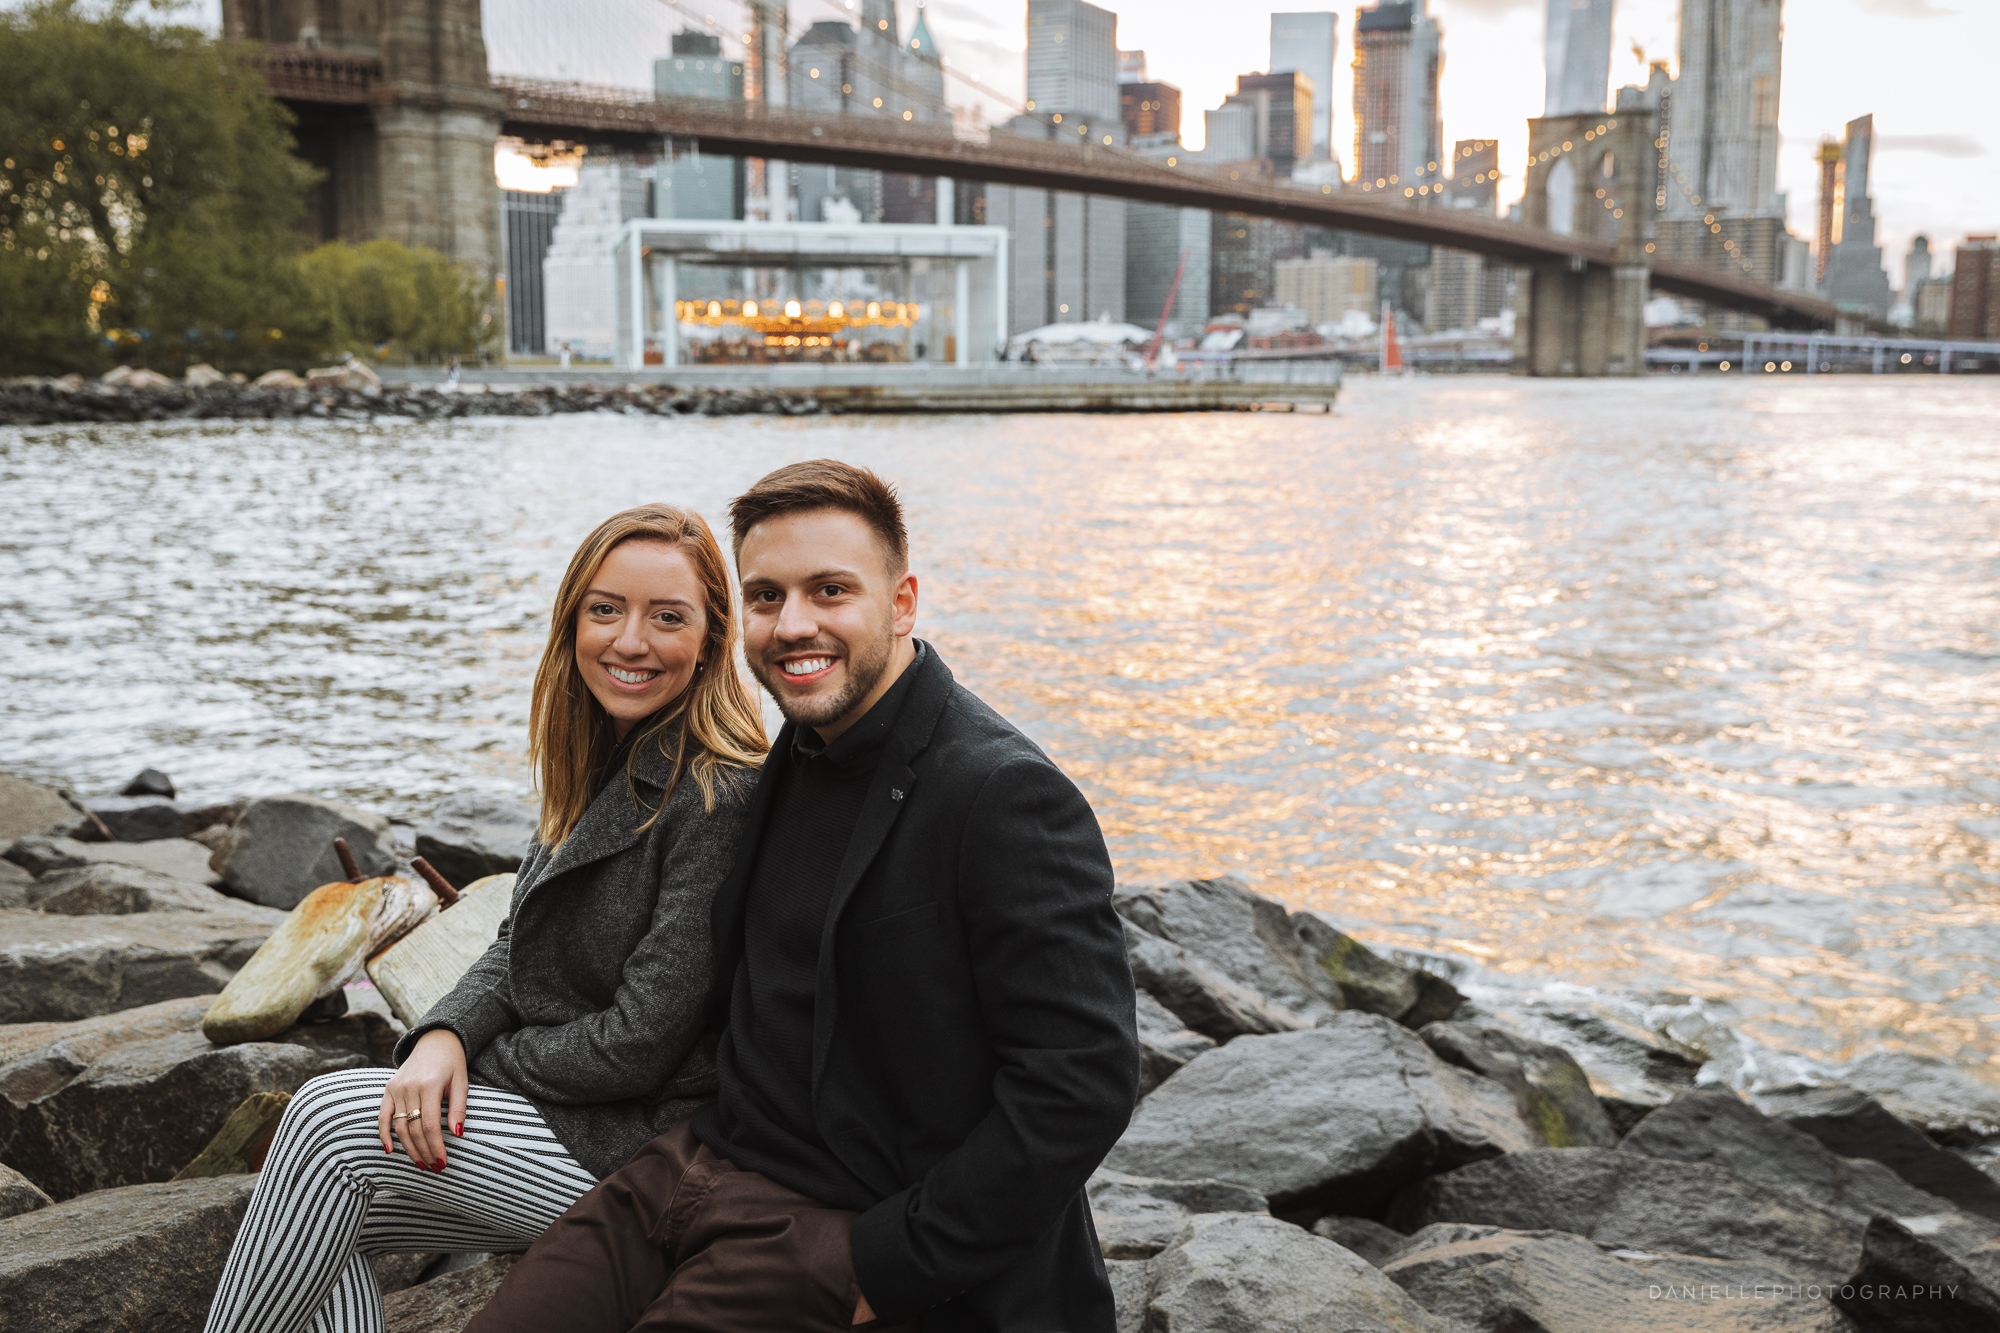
[891,788,905,801]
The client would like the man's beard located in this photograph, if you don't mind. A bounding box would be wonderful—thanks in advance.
[753,617,894,730]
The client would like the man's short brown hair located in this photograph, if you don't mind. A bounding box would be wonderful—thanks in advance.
[729,459,909,574]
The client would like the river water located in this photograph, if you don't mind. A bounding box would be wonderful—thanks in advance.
[5,377,1999,1082]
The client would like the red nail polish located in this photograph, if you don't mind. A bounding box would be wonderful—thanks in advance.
[453,1123,462,1137]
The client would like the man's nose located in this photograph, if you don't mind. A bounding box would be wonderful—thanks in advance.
[773,592,818,642]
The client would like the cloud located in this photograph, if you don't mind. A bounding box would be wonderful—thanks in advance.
[1851,0,1958,16]
[1875,133,1987,158]
[1438,0,1541,17]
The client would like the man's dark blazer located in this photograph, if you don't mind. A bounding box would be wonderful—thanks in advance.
[704,643,1140,1332]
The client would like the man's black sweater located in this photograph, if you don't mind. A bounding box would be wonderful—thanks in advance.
[692,648,923,1208]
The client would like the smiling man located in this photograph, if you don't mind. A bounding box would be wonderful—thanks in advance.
[466,460,1139,1333]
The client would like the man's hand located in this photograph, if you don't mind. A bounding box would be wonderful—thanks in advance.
[852,1292,875,1325]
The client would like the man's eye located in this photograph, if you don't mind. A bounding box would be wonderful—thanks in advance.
[819,584,843,598]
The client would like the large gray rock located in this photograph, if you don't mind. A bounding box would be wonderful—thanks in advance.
[1292,912,1464,1028]
[0,994,396,1200]
[1835,1217,2000,1333]
[1389,1148,1866,1281]
[1122,921,1310,1043]
[25,863,244,915]
[1621,1089,1995,1256]
[0,905,283,1022]
[1135,1213,1451,1333]
[1382,1225,1862,1333]
[120,769,176,799]
[5,835,221,885]
[0,1174,256,1333]
[415,793,538,888]
[1835,1054,2000,1147]
[1088,1167,1267,1260]
[0,859,27,909]
[1106,1258,1150,1333]
[0,1162,52,1219]
[1756,1084,2000,1224]
[383,1254,518,1333]
[1134,990,1214,1098]
[1106,1012,1540,1218]
[1114,878,1341,1026]
[1420,1021,1620,1148]
[0,773,75,842]
[209,793,396,909]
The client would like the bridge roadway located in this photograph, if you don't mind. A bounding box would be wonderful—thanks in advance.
[493,79,1835,330]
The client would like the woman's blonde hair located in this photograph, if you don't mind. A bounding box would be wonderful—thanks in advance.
[529,504,768,848]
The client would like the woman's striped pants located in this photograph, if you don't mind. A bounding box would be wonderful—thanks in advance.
[203,1067,598,1333]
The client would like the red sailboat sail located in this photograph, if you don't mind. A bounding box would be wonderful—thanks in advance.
[1380,301,1404,373]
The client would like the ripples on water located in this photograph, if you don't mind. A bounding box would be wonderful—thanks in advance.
[4,378,1999,1076]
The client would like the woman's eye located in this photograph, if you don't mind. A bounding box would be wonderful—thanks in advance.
[589,602,617,616]
[654,612,682,626]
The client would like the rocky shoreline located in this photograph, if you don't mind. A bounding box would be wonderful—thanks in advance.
[5,768,2000,1332]
[0,375,826,426]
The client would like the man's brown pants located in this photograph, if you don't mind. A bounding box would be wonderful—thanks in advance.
[462,1120,912,1333]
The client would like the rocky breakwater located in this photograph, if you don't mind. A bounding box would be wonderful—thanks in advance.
[1,363,826,426]
[0,770,536,1332]
[1096,875,2000,1333]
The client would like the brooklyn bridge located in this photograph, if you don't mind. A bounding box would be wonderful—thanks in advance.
[237,0,1839,378]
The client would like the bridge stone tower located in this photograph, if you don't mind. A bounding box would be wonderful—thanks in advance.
[1512,104,1658,376]
[223,0,503,280]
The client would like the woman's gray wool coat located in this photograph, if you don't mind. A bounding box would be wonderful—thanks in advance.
[394,735,754,1179]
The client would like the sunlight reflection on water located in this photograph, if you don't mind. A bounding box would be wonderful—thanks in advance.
[4,376,1999,1072]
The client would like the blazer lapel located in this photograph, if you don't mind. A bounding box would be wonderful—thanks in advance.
[527,730,684,894]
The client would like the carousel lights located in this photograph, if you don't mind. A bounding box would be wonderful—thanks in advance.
[672,298,922,336]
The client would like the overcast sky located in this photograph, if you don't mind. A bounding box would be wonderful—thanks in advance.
[160,0,1995,286]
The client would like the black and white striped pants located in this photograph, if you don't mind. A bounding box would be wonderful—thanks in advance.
[203,1067,598,1333]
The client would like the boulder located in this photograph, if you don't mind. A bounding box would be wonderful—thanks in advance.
[206,874,435,1044]
[1471,999,1703,1113]
[252,368,307,388]
[181,364,226,388]
[1835,1217,2000,1333]
[1122,920,1309,1043]
[415,793,538,887]
[69,794,185,842]
[1106,1258,1150,1333]
[0,859,28,908]
[383,1254,518,1333]
[1134,990,1214,1098]
[25,863,244,915]
[5,834,222,885]
[1138,1213,1452,1333]
[0,994,396,1200]
[0,906,283,1023]
[1311,1214,1408,1266]
[1381,1225,1862,1333]
[103,365,173,388]
[1114,878,1341,1025]
[1389,1148,1865,1281]
[0,1162,52,1219]
[171,1091,291,1180]
[208,794,396,908]
[306,358,383,391]
[120,769,177,798]
[1420,1021,1619,1148]
[1756,1084,2000,1224]
[1105,1013,1540,1218]
[1621,1089,1995,1258]
[1835,1054,2000,1147]
[1292,912,1464,1027]
[0,773,75,841]
[1088,1167,1267,1261]
[0,1174,256,1333]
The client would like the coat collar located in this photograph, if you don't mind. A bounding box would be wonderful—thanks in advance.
[534,718,688,888]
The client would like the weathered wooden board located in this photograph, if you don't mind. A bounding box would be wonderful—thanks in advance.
[365,874,514,1027]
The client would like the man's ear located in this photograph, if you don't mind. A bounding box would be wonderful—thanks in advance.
[892,571,919,638]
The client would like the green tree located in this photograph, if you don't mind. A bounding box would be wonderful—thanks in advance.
[0,0,314,375]
[293,238,497,365]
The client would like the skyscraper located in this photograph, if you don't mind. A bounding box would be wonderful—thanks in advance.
[655,32,746,221]
[1949,237,1998,339]
[1026,0,1120,124]
[1544,0,1613,118]
[1232,71,1315,175]
[1352,1,1442,189]
[1820,114,1892,318]
[1663,0,1782,223]
[1270,13,1339,164]
[1121,81,1182,140]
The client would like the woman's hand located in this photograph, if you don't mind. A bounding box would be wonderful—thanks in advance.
[379,1029,468,1172]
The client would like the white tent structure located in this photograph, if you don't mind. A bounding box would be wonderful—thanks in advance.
[1006,317,1155,363]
